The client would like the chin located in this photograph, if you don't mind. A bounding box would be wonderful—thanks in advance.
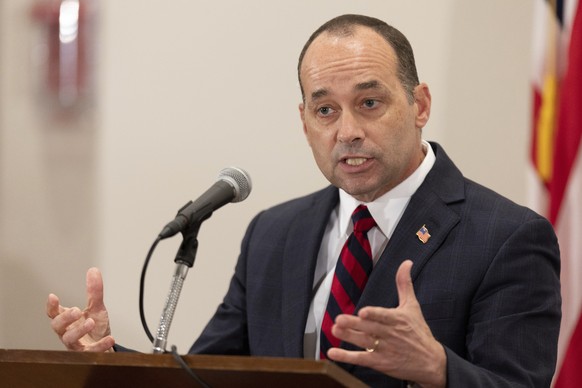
[342,186,373,201]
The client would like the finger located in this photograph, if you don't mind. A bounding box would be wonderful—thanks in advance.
[357,305,400,327]
[86,336,116,352]
[46,293,64,319]
[86,267,105,312]
[332,316,378,350]
[51,307,83,337]
[327,346,376,367]
[61,317,96,351]
[395,260,415,307]
[335,313,384,335]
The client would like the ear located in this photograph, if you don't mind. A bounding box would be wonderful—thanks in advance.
[413,83,431,129]
[299,102,310,138]
[299,102,311,147]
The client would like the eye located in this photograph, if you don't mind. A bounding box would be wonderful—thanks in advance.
[362,99,378,109]
[317,106,335,116]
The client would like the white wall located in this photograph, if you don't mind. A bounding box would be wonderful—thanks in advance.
[0,0,534,353]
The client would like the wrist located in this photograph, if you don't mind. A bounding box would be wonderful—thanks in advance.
[415,342,447,388]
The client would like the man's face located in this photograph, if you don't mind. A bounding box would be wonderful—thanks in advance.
[299,27,431,202]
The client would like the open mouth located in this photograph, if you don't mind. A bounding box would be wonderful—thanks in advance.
[344,157,368,166]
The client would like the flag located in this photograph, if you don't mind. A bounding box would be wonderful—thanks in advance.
[529,0,582,386]
[415,225,431,244]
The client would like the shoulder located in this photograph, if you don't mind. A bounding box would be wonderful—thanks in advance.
[428,142,550,228]
[240,185,338,240]
[256,185,337,221]
[465,178,544,222]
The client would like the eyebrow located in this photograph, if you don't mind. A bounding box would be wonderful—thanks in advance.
[355,80,380,91]
[309,80,385,103]
[310,88,328,101]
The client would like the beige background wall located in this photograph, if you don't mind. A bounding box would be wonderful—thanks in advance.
[0,1,534,353]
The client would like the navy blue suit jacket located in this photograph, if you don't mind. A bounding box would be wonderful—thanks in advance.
[190,143,561,387]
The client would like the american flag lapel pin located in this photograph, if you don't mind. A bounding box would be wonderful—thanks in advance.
[416,225,431,244]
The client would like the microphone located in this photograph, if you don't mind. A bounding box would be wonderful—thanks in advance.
[158,167,252,239]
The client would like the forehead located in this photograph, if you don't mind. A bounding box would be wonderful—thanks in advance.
[300,27,399,97]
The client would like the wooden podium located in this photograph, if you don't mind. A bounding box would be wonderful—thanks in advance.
[0,349,367,388]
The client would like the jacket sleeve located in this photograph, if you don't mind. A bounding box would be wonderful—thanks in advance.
[444,216,561,387]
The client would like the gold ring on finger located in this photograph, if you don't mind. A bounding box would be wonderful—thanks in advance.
[365,338,380,353]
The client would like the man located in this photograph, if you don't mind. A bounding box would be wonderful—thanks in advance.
[47,14,561,387]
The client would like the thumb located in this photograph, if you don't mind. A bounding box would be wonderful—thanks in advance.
[86,267,106,311]
[395,260,416,307]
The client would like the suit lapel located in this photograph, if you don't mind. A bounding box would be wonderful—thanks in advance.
[281,187,339,357]
[361,188,461,310]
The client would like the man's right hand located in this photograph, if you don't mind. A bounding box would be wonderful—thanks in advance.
[46,267,115,352]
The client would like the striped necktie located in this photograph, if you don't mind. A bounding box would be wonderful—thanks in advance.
[320,205,376,359]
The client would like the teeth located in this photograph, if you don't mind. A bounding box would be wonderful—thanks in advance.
[346,158,367,166]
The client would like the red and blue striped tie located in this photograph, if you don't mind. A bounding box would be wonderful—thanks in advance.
[320,205,376,359]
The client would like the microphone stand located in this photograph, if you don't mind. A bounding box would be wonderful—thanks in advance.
[152,215,208,354]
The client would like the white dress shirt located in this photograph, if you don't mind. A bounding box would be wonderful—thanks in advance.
[303,140,436,359]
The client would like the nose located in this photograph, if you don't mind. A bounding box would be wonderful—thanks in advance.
[336,110,365,144]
